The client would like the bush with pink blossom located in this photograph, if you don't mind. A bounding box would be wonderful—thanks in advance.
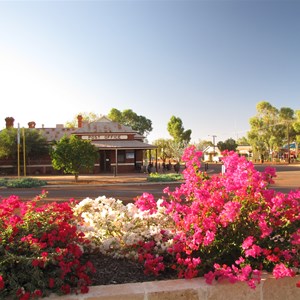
[75,146,300,289]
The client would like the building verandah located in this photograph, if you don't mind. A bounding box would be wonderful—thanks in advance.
[91,141,157,175]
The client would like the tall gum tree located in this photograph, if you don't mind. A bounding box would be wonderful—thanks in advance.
[248,101,298,162]
[293,110,300,157]
[167,116,192,161]
[108,108,153,136]
[167,116,191,144]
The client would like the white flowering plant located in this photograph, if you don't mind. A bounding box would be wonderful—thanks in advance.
[72,194,175,268]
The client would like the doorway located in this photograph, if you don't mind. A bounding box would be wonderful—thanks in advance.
[99,150,111,173]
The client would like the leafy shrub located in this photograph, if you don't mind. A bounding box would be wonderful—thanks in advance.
[147,173,183,182]
[0,177,47,188]
[0,192,95,299]
[0,178,8,187]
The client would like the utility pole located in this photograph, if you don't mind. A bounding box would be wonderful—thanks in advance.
[22,127,26,176]
[211,135,217,154]
[17,123,20,178]
[209,135,217,161]
[287,123,291,164]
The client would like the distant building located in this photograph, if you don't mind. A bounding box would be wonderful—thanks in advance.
[0,115,157,175]
[236,145,252,158]
[203,145,222,162]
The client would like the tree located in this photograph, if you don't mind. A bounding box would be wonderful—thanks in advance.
[247,101,283,161]
[65,112,101,128]
[0,128,49,161]
[0,128,17,159]
[167,116,191,144]
[51,135,99,181]
[279,107,296,163]
[108,108,153,136]
[293,110,300,150]
[192,139,213,151]
[236,136,250,146]
[168,140,189,162]
[23,129,50,161]
[293,110,300,158]
[247,101,299,162]
[293,110,300,137]
[217,138,238,152]
[152,138,172,161]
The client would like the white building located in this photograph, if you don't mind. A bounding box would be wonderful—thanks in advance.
[203,146,222,162]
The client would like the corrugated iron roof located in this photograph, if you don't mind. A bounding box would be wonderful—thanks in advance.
[38,127,74,141]
[91,140,157,150]
[75,120,137,134]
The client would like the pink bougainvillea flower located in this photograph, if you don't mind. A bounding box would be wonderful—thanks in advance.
[135,192,158,214]
[273,263,296,279]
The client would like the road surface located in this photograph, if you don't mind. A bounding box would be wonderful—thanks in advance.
[0,164,299,204]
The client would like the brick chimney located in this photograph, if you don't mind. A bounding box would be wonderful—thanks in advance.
[28,121,36,128]
[77,115,83,128]
[5,117,14,128]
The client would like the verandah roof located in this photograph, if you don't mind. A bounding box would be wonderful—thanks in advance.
[91,140,157,150]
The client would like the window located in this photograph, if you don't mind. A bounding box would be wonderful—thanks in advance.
[117,150,125,163]
[126,151,135,159]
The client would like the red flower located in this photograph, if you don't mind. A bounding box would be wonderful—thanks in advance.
[49,278,55,288]
[0,275,4,290]
[296,280,300,288]
[32,259,39,267]
[61,284,71,294]
[80,285,89,294]
[41,252,48,258]
[34,289,42,297]
[20,292,31,300]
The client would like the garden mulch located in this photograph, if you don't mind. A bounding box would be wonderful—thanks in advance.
[87,253,178,286]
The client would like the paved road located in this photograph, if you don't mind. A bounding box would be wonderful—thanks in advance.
[0,164,299,204]
[0,182,180,204]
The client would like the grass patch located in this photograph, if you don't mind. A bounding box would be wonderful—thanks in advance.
[147,173,183,182]
[0,177,47,188]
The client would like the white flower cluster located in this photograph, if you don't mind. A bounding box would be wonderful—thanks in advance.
[73,196,174,259]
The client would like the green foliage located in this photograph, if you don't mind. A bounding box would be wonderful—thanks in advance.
[294,110,300,145]
[65,112,101,128]
[0,128,50,160]
[247,101,297,159]
[236,136,250,146]
[167,116,191,144]
[50,135,99,181]
[0,128,18,159]
[0,178,47,188]
[192,139,213,151]
[217,138,238,151]
[23,129,50,160]
[168,140,188,162]
[147,173,183,182]
[152,138,188,161]
[152,138,173,160]
[108,108,153,136]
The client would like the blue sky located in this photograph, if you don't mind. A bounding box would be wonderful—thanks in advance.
[0,0,299,144]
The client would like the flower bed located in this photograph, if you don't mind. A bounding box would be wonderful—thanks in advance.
[0,147,299,299]
[0,192,95,299]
